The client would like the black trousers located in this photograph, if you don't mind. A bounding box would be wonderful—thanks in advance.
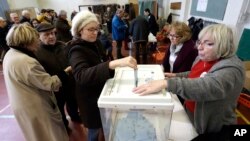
[135,41,147,64]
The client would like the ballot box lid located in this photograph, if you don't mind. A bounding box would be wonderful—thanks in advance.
[98,65,174,109]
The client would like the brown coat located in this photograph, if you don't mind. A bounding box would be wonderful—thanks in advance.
[3,49,68,141]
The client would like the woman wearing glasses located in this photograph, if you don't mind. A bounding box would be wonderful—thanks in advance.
[162,21,198,104]
[67,10,137,141]
[162,21,198,73]
[133,24,245,140]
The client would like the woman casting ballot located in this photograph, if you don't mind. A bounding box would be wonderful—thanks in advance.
[133,24,245,139]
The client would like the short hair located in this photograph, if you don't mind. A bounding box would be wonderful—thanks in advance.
[169,21,192,43]
[40,9,47,13]
[6,24,39,48]
[116,9,123,15]
[10,12,18,18]
[144,8,150,13]
[58,10,67,16]
[198,24,236,59]
[21,10,30,16]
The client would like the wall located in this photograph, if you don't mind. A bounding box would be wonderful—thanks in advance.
[7,0,39,9]
[186,0,249,42]
[37,0,128,20]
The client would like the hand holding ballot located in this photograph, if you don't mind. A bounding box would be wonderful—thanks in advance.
[109,56,137,70]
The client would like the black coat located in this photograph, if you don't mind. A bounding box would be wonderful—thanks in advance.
[55,18,72,43]
[147,13,159,36]
[0,27,8,50]
[129,16,149,42]
[68,38,114,128]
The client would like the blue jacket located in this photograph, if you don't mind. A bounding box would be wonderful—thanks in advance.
[112,15,127,41]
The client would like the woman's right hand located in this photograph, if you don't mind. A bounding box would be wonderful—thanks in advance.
[109,56,137,70]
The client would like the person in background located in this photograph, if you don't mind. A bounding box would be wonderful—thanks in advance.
[96,14,114,60]
[162,21,198,104]
[144,8,158,36]
[112,9,127,59]
[129,15,149,64]
[144,8,158,51]
[156,22,170,45]
[103,6,113,34]
[122,12,130,50]
[35,23,81,133]
[133,24,245,140]
[55,10,72,43]
[3,24,70,141]
[162,21,198,73]
[0,17,9,61]
[68,10,137,141]
[129,3,136,21]
[71,10,78,21]
[20,10,31,24]
[37,9,52,24]
[47,9,57,24]
[8,12,20,29]
[88,6,93,12]
[31,18,40,28]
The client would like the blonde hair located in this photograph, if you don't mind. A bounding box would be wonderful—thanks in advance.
[198,24,236,59]
[6,24,39,48]
[169,21,192,43]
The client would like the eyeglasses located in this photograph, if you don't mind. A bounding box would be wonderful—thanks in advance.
[168,34,181,39]
[86,28,100,33]
[196,40,214,48]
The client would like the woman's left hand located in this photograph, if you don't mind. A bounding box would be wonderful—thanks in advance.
[132,79,167,95]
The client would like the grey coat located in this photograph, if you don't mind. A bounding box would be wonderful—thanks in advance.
[3,49,68,141]
[167,55,245,134]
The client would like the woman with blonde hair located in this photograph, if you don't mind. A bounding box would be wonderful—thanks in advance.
[133,24,245,140]
[162,21,198,104]
[3,24,70,141]
[162,21,198,73]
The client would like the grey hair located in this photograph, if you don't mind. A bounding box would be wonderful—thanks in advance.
[21,10,30,16]
[198,24,236,59]
[58,10,67,16]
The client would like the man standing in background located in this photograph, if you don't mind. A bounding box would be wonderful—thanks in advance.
[55,10,72,43]
[112,9,127,59]
[0,17,9,62]
[144,8,159,51]
[20,10,31,24]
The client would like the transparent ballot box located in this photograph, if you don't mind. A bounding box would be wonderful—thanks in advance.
[98,65,174,141]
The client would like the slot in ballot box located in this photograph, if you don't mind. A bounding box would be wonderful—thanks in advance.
[98,65,174,141]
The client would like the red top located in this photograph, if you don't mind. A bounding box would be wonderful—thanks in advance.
[185,60,218,113]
